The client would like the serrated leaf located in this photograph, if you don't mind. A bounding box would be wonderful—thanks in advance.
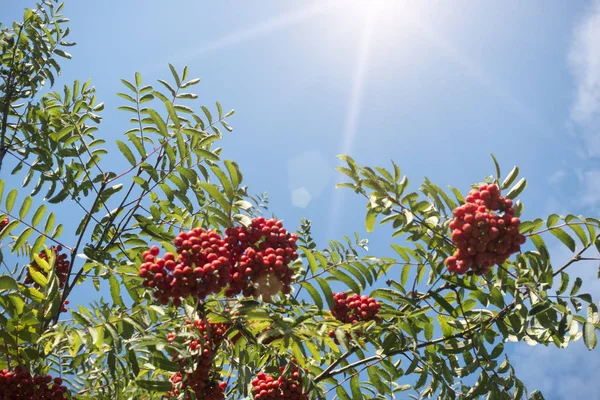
[300,247,318,274]
[583,322,597,350]
[401,264,410,287]
[0,276,18,291]
[198,182,230,213]
[570,277,582,296]
[18,196,32,220]
[116,140,136,166]
[300,282,322,310]
[136,380,172,392]
[506,178,527,199]
[546,214,559,228]
[168,63,181,87]
[501,166,519,190]
[330,269,361,294]
[366,208,377,233]
[336,386,352,400]
[120,79,136,93]
[6,189,17,213]
[31,205,46,227]
[164,101,180,129]
[315,277,335,310]
[490,153,501,180]
[147,109,168,136]
[350,375,363,399]
[550,227,576,252]
[27,266,48,287]
[108,275,124,307]
[53,48,71,59]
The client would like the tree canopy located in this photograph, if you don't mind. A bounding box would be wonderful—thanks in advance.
[0,2,599,399]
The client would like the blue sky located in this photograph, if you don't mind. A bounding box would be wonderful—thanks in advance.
[3,1,600,398]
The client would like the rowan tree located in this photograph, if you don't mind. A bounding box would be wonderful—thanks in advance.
[1,2,599,399]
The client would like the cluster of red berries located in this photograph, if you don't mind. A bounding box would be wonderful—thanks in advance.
[166,371,226,400]
[225,218,298,299]
[138,228,231,306]
[166,319,230,400]
[251,365,308,400]
[139,219,299,304]
[61,300,69,313]
[0,368,68,399]
[24,246,70,289]
[0,217,8,231]
[330,292,381,324]
[446,183,526,275]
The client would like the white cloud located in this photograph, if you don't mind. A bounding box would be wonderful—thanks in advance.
[512,342,600,400]
[568,0,600,157]
[548,169,567,184]
[580,169,600,207]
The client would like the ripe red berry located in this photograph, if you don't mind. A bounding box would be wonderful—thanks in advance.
[446,183,525,275]
[331,292,381,324]
[251,365,308,399]
[225,218,298,299]
[0,368,68,399]
[138,229,231,304]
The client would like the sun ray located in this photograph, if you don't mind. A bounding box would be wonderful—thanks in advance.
[171,2,338,64]
[402,11,550,134]
[327,8,377,239]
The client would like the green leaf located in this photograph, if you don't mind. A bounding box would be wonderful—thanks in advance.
[164,101,180,129]
[19,196,32,219]
[168,63,181,87]
[300,282,323,310]
[350,375,363,399]
[401,264,410,287]
[529,302,551,316]
[120,79,136,93]
[147,109,168,136]
[501,166,519,190]
[53,48,72,59]
[546,214,559,228]
[108,275,124,307]
[20,285,44,302]
[201,106,213,125]
[570,277,582,296]
[550,227,576,252]
[315,277,335,310]
[490,153,501,180]
[557,272,569,295]
[27,266,48,287]
[438,314,453,337]
[6,189,17,213]
[506,178,527,199]
[31,205,46,227]
[367,367,386,395]
[224,160,242,189]
[336,386,352,400]
[330,269,361,294]
[198,182,230,213]
[136,380,172,392]
[366,208,377,233]
[211,165,233,200]
[135,72,142,87]
[300,247,318,274]
[116,140,136,166]
[0,276,18,291]
[583,322,597,350]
